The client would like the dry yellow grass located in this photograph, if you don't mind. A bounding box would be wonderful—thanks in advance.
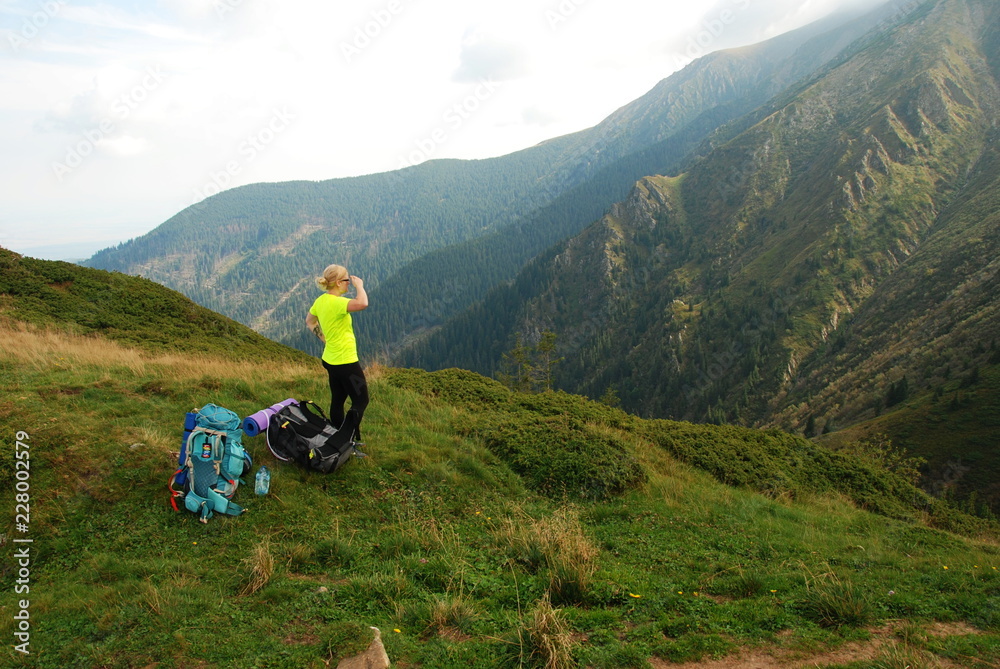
[495,506,599,603]
[523,593,575,669]
[0,320,315,382]
[241,537,275,596]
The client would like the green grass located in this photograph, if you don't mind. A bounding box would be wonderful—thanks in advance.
[2,320,999,668]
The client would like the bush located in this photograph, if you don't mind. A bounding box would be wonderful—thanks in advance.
[386,368,646,500]
[460,411,646,500]
[383,367,512,409]
[640,420,939,522]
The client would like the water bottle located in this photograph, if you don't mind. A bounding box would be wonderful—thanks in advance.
[254,465,270,496]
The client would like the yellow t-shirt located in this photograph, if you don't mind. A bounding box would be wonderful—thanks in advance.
[309,293,358,365]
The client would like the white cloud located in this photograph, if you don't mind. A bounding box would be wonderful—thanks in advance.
[521,105,558,127]
[452,37,530,83]
[34,87,106,134]
[56,5,211,42]
[100,134,151,156]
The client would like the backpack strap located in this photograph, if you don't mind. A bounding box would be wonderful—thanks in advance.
[183,489,214,523]
[304,400,327,418]
[169,429,204,513]
[168,467,186,512]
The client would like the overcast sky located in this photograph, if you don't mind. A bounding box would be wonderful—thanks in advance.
[0,0,885,260]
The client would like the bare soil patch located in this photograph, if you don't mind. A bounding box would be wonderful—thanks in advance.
[650,622,981,668]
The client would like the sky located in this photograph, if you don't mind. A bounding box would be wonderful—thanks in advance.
[0,0,885,260]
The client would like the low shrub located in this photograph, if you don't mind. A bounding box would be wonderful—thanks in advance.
[458,411,646,500]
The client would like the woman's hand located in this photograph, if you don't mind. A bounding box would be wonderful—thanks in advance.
[347,275,369,312]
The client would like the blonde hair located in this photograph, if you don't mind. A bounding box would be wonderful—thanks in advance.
[316,264,348,291]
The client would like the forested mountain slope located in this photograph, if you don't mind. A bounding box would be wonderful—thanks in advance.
[85,151,568,338]
[787,124,1000,515]
[400,0,1000,513]
[354,8,884,360]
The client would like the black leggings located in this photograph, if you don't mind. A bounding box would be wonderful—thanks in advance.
[322,360,369,440]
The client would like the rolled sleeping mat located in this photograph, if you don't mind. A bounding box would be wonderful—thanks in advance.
[242,398,299,437]
[244,409,277,437]
[242,414,263,437]
[181,411,198,460]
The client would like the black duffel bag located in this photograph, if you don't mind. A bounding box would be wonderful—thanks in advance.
[265,400,360,474]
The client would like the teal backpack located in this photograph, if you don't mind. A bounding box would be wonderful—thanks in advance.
[169,404,252,523]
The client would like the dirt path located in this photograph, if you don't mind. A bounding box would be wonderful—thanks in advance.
[650,622,980,668]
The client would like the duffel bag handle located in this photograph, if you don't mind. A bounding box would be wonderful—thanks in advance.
[301,400,328,421]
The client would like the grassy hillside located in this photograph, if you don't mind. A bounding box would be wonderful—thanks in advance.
[818,365,1000,519]
[2,256,999,668]
[0,248,306,363]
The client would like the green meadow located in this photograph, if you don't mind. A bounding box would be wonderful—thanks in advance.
[1,320,998,668]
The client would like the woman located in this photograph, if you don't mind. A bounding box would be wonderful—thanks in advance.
[305,264,369,446]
